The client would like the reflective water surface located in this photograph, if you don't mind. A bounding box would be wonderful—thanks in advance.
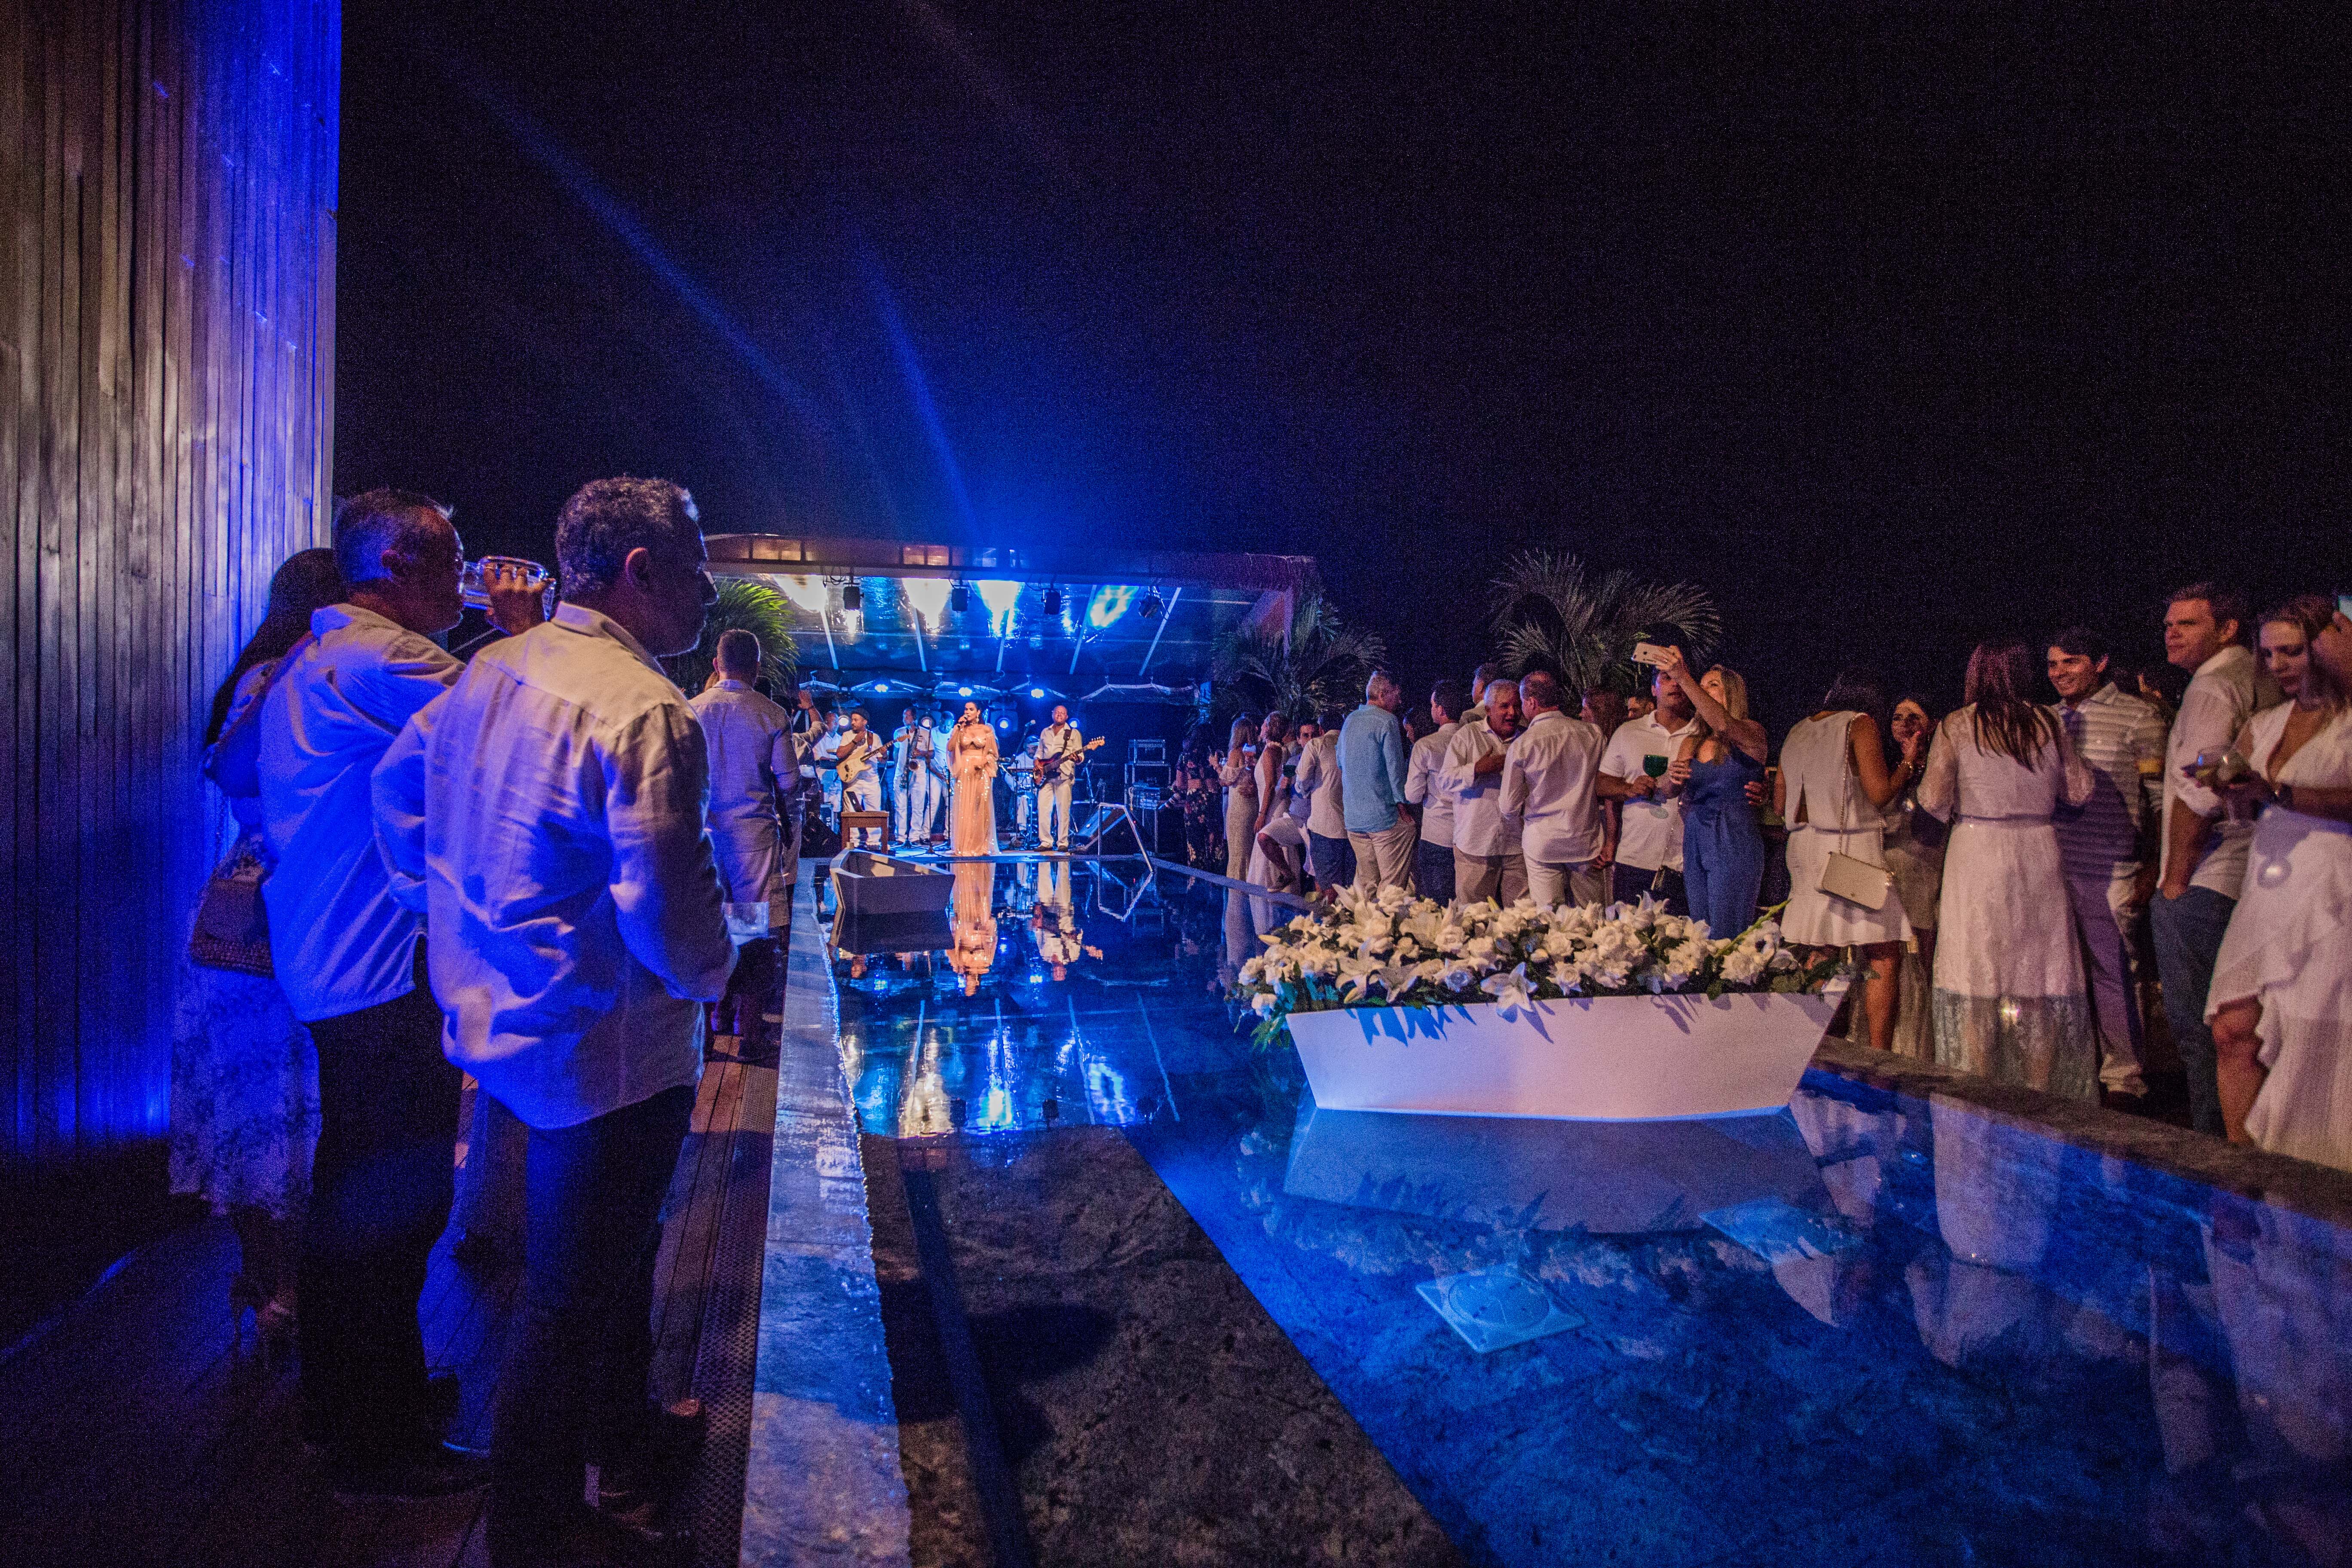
[833,862,2352,1567]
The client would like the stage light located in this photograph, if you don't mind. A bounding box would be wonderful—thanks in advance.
[901,576,950,626]
[777,575,828,612]
[950,582,971,614]
[1086,585,1137,628]
[1030,686,1045,699]
[958,685,973,697]
[1041,585,1062,616]
[976,579,1021,631]
[842,582,862,612]
[1140,589,1164,620]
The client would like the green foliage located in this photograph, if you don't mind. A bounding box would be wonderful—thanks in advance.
[664,578,799,695]
[1211,593,1387,724]
[1487,549,1721,698]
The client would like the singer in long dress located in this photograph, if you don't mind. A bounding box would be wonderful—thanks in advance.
[948,702,1001,856]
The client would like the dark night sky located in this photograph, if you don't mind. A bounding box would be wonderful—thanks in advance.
[335,2,2348,729]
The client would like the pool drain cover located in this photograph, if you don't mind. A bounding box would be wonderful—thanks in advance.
[1417,1268,1584,1354]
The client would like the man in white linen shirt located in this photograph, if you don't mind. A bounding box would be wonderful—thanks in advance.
[691,628,799,1037]
[2152,582,2264,1136]
[260,488,539,1494]
[2047,626,2169,1100]
[1291,715,1352,894]
[377,477,732,1560]
[1036,704,1086,850]
[1404,680,1467,903]
[1439,678,1527,904]
[1501,671,1608,908]
[1597,650,1702,915]
[833,708,889,848]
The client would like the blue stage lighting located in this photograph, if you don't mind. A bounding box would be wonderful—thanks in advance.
[1030,686,1046,699]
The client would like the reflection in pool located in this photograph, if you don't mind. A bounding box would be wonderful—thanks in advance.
[832,865,2352,1566]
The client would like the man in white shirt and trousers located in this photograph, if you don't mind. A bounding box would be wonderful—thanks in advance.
[833,709,888,848]
[690,629,799,1038]
[261,489,540,1496]
[375,478,735,1562]
[1036,704,1085,850]
[1597,649,1702,914]
[1439,678,1527,905]
[1404,680,1468,903]
[2152,582,2265,1136]
[892,704,940,847]
[1501,671,1609,908]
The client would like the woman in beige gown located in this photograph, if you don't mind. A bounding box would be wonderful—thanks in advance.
[948,702,1001,855]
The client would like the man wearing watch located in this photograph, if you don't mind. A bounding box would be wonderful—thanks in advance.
[1036,705,1085,850]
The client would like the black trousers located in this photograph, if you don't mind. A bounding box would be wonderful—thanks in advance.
[1610,862,1689,916]
[490,1083,695,1539]
[300,958,461,1461]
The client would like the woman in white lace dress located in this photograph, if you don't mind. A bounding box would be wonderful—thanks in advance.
[2207,598,2352,1171]
[172,549,341,1341]
[1915,641,2098,1099]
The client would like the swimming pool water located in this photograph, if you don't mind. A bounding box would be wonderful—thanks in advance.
[831,860,2352,1567]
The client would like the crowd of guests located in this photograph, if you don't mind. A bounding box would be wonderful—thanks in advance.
[1175,585,2352,1177]
[163,488,2352,1568]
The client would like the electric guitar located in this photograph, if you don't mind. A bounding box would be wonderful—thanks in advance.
[835,733,882,787]
[1035,734,1106,784]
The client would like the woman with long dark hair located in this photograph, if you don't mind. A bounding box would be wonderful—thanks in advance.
[172,547,345,1351]
[1776,667,1915,1050]
[1916,640,2097,1097]
[1876,692,1946,1057]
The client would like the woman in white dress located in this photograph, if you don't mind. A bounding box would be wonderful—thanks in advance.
[1776,669,1920,1051]
[1915,641,2097,1099]
[947,701,1001,856]
[1245,713,1297,893]
[1218,715,1260,880]
[2207,597,2352,1172]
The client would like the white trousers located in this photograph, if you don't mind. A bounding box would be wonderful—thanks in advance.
[2068,864,2147,1092]
[1039,780,1075,847]
[843,775,884,847]
[1527,857,1608,910]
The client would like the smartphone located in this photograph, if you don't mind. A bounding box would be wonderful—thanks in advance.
[1632,642,1671,668]
[2338,590,2352,621]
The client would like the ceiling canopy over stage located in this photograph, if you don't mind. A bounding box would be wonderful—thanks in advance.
[707,533,1317,705]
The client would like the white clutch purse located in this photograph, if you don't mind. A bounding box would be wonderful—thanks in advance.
[1819,850,1893,910]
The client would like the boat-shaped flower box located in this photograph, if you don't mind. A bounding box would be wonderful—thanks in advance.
[1282,983,1847,1121]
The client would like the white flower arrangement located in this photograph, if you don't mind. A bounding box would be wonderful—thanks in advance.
[1235,885,1841,1045]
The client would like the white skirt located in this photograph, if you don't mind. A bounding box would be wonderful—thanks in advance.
[2209,809,2352,1173]
[1933,819,2082,998]
[1782,826,1912,947]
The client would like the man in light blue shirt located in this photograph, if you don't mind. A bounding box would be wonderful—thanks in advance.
[1339,670,1417,892]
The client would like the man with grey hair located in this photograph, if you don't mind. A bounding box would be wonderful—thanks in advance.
[262,488,540,1495]
[375,475,730,1560]
[691,628,799,1036]
[1339,668,1417,892]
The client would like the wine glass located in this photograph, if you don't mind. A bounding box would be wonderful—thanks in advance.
[1642,754,1669,781]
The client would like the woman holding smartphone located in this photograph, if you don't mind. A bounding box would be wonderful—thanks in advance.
[1657,651,1768,938]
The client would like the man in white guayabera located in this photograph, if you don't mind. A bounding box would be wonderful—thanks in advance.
[258,487,541,1498]
[374,477,733,1564]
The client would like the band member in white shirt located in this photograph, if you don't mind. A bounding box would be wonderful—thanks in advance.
[833,708,888,848]
[890,705,925,845]
[1012,725,1041,844]
[1036,704,1085,850]
[812,708,846,826]
[689,630,799,1035]
[1500,671,1608,908]
[261,489,539,1496]
[371,477,729,1553]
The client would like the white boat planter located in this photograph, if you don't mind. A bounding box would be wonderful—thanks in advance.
[1282,983,1847,1121]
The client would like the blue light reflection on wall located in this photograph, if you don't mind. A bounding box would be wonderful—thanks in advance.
[975,579,1021,634]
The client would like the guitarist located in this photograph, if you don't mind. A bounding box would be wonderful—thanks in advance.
[832,708,889,848]
[1034,703,1087,851]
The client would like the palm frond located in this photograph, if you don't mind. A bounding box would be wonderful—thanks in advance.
[1212,592,1385,720]
[664,579,799,695]
[1485,548,1720,695]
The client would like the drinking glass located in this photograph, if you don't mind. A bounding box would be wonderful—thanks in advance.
[461,555,557,617]
[1642,754,1669,781]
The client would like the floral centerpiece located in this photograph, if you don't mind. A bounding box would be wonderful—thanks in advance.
[1237,886,1838,1043]
[1237,887,1852,1121]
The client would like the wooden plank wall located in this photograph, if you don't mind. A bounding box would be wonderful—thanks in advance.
[1,0,337,1178]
